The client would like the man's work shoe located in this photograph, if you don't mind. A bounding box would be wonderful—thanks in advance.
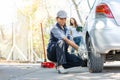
[56,65,68,74]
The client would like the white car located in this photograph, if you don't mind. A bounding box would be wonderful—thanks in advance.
[82,0,120,73]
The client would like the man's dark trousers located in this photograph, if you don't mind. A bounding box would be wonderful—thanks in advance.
[47,40,84,69]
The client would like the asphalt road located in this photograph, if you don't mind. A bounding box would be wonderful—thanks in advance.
[0,61,120,80]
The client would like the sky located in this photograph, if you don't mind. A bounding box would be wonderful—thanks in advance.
[45,0,95,25]
[45,0,82,24]
[0,0,71,24]
[0,0,17,24]
[0,0,95,25]
[45,0,72,17]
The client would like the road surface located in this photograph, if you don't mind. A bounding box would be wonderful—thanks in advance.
[0,61,120,80]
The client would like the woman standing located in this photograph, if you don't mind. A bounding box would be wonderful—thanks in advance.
[69,17,83,54]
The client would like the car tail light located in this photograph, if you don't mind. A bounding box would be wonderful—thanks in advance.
[96,3,114,18]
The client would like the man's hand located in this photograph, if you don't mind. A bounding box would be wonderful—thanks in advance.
[78,45,88,60]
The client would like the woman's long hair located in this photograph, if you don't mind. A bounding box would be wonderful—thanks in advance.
[70,17,78,28]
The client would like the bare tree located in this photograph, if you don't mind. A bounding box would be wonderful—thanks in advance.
[87,0,91,9]
[71,0,83,25]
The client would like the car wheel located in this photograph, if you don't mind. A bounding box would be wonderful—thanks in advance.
[86,36,104,73]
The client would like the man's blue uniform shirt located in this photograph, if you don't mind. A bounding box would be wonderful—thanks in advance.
[49,23,71,43]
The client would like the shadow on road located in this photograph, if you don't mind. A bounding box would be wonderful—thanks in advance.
[104,66,120,73]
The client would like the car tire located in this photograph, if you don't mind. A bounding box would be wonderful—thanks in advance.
[86,36,104,73]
